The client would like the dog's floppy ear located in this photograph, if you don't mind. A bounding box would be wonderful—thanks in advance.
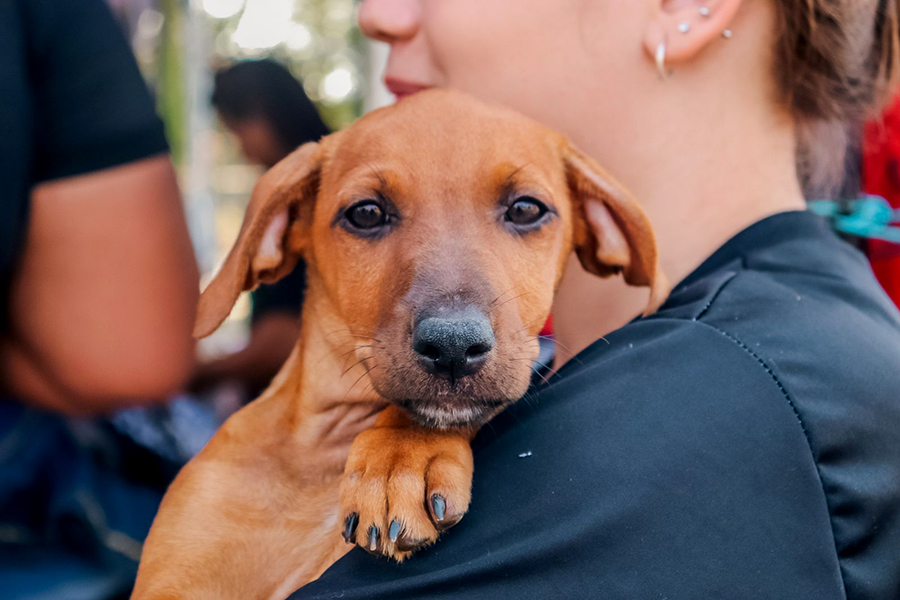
[194,142,322,338]
[564,144,669,315]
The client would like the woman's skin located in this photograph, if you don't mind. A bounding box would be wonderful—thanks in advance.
[359,0,807,364]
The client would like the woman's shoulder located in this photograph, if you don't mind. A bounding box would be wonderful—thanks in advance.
[510,234,900,598]
[296,257,900,600]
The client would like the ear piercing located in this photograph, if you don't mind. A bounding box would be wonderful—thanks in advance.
[655,41,668,80]
[698,5,734,38]
[658,13,731,79]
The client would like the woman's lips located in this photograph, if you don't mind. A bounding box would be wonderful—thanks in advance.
[385,77,432,99]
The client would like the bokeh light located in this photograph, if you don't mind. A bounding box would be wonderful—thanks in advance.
[202,0,244,20]
[232,0,293,50]
[321,67,355,102]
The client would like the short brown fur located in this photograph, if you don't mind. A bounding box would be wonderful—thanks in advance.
[133,90,667,600]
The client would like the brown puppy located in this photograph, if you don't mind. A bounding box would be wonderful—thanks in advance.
[132,90,667,600]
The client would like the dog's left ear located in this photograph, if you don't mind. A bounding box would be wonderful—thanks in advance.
[194,142,323,339]
[564,144,669,315]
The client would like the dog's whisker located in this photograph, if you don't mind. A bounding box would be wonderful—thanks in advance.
[530,366,552,387]
[511,316,551,336]
[332,343,373,364]
[342,366,377,403]
[339,344,382,372]
[324,328,381,342]
[342,354,375,377]
[524,333,585,366]
[493,290,533,311]
[536,334,576,354]
[488,287,518,308]
[310,339,357,371]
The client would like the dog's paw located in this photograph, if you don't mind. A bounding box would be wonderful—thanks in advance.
[339,421,473,561]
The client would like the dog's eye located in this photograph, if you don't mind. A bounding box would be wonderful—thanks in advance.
[506,197,548,227]
[345,200,387,230]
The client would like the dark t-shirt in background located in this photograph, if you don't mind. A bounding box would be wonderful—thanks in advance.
[292,211,900,600]
[0,2,171,597]
[0,0,307,325]
[0,0,168,323]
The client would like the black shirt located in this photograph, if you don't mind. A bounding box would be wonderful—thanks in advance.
[251,261,307,323]
[292,211,900,599]
[0,0,168,314]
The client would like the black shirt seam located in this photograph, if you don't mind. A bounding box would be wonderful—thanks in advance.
[693,271,739,320]
[689,278,848,598]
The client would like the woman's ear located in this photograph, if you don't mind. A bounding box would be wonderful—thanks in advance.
[643,0,743,70]
[194,141,323,339]
[565,144,669,316]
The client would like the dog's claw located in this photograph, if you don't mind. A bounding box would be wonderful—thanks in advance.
[388,520,402,543]
[342,513,359,543]
[368,525,380,552]
[431,494,446,522]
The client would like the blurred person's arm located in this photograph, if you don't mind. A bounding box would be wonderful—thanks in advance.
[0,156,199,414]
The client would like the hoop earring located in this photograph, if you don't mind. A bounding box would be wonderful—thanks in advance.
[655,41,668,80]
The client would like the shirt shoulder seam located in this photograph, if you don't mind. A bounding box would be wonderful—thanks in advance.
[688,313,848,598]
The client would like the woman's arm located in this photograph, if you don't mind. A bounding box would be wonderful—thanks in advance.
[1,155,199,414]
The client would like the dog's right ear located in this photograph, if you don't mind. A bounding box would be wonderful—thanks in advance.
[194,142,322,339]
[564,143,669,316]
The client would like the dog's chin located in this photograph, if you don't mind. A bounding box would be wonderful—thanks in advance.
[392,396,509,430]
[377,374,529,430]
[369,351,534,430]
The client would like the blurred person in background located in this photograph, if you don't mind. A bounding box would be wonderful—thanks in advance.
[0,0,197,598]
[193,60,330,398]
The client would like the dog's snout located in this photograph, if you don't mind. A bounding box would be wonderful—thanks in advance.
[413,309,495,381]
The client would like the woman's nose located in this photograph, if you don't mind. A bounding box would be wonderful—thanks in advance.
[358,0,420,44]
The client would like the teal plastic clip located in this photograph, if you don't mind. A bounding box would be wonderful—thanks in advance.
[808,195,900,244]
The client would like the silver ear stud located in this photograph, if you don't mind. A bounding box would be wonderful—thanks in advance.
[678,22,691,34]
[722,28,733,38]
[699,6,711,17]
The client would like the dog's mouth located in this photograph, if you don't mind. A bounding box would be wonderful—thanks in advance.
[392,395,510,430]
[374,356,531,430]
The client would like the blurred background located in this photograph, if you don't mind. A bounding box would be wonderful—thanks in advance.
[108,0,390,357]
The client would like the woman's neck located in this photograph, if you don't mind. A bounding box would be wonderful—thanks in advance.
[552,67,806,366]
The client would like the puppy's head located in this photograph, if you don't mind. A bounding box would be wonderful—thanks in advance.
[196,90,667,429]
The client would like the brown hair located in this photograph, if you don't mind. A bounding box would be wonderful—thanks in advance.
[773,0,900,195]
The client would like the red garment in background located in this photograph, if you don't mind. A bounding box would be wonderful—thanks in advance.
[863,94,900,308]
[539,316,553,337]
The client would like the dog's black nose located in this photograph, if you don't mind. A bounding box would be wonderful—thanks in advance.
[412,309,495,381]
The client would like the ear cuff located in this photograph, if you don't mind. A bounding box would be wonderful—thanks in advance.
[655,41,668,80]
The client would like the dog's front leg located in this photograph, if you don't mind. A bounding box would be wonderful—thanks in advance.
[132,397,377,600]
[338,405,475,561]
